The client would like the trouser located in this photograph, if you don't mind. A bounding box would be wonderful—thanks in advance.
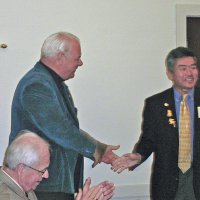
[35,191,75,200]
[174,168,196,200]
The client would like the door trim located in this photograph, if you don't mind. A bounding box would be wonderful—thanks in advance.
[176,4,200,47]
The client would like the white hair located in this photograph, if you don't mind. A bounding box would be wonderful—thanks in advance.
[40,32,80,58]
[3,130,50,169]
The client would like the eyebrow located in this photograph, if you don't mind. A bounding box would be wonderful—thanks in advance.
[178,63,197,67]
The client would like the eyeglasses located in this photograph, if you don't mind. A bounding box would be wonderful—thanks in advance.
[23,164,48,175]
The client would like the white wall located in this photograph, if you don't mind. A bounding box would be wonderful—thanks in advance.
[1,0,200,198]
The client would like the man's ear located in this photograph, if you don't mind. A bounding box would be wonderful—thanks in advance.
[166,69,173,81]
[55,52,65,66]
[56,52,63,61]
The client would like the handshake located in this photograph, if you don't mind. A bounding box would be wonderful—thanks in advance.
[101,145,142,173]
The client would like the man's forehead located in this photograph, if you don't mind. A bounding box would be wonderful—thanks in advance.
[175,57,196,66]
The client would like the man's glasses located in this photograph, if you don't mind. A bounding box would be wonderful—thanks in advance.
[23,164,48,175]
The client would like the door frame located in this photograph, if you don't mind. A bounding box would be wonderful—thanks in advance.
[176,4,200,47]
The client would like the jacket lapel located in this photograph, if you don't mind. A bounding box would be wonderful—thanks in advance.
[35,63,79,126]
[62,83,79,126]
[194,87,200,134]
[0,169,28,199]
[165,88,179,137]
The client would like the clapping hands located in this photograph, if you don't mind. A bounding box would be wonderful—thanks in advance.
[75,177,114,200]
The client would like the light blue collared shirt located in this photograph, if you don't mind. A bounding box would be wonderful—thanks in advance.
[173,88,194,159]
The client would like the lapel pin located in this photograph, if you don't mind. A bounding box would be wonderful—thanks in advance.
[197,107,200,118]
[167,110,173,117]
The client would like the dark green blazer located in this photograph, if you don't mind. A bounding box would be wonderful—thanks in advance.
[9,62,100,194]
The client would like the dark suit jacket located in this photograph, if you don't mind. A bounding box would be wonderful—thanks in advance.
[9,62,105,194]
[134,87,200,200]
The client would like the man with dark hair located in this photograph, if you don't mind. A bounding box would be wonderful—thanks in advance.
[112,47,200,200]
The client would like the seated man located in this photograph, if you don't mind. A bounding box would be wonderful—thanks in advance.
[0,130,114,200]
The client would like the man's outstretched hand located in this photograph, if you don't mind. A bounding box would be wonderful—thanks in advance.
[102,145,120,164]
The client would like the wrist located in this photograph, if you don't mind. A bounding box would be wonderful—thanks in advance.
[135,153,142,164]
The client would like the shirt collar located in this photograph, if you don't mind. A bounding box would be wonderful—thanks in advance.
[39,61,64,85]
[173,87,194,102]
[1,167,24,192]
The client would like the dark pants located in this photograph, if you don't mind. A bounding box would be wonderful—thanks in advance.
[35,191,75,200]
[174,168,196,200]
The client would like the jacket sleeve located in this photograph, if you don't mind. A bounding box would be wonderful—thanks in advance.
[133,98,156,161]
[80,129,107,166]
[21,78,106,160]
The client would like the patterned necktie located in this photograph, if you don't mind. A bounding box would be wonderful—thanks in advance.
[178,93,191,173]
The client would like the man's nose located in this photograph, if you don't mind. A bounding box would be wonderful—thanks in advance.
[42,170,49,179]
[186,67,193,75]
[79,59,83,66]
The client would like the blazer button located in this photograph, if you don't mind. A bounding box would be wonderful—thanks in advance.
[175,178,179,181]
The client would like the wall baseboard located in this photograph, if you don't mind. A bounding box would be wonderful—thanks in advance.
[112,184,150,200]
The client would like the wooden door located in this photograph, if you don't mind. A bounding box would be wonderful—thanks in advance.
[187,17,200,86]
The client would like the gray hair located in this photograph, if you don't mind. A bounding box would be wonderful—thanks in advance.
[40,32,80,58]
[3,130,50,169]
[165,46,198,72]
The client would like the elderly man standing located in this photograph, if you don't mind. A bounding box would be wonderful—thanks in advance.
[9,32,119,200]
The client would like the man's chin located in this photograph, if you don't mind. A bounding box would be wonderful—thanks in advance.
[33,182,40,190]
[70,73,75,79]
[186,84,197,89]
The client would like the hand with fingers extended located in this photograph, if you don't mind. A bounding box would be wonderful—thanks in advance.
[100,181,115,200]
[75,177,115,200]
[111,153,142,173]
[101,145,120,165]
